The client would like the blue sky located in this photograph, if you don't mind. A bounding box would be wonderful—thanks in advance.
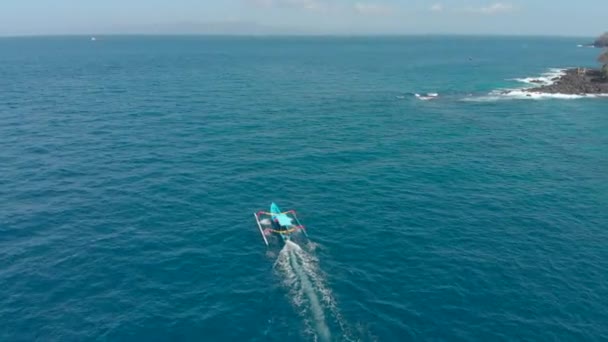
[0,0,605,36]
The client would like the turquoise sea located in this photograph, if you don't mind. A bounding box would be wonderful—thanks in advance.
[1,36,607,341]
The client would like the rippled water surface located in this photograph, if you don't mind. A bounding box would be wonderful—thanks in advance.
[1,36,607,341]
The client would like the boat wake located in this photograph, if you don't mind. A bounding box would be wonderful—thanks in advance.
[275,240,353,342]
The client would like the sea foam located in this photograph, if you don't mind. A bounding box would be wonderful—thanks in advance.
[465,68,608,101]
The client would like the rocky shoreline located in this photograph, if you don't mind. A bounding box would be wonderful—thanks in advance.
[525,68,608,95]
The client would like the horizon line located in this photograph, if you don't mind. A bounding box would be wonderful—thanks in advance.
[0,32,595,39]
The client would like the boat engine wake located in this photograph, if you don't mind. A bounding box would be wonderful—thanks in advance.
[275,240,353,342]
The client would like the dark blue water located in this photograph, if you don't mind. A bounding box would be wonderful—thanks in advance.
[1,36,607,341]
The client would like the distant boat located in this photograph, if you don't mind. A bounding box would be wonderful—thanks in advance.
[90,37,97,41]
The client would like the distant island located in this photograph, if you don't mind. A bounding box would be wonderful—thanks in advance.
[526,33,608,95]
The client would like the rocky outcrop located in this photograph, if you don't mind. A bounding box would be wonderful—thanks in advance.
[593,32,608,48]
[526,68,608,94]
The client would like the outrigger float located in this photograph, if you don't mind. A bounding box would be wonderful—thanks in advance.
[254,203,308,246]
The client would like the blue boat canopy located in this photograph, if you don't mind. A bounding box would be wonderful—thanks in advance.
[270,202,293,226]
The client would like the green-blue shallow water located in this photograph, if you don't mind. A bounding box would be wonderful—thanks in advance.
[1,36,607,341]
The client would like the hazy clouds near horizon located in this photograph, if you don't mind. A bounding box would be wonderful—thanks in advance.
[0,0,605,36]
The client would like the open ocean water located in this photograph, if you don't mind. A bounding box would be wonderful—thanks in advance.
[1,36,607,341]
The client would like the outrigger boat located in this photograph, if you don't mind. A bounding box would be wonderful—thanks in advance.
[254,203,308,246]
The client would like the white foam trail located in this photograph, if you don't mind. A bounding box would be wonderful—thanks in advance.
[289,241,331,341]
[276,240,331,341]
[275,240,357,341]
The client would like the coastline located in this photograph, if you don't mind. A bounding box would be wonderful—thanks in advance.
[524,68,608,95]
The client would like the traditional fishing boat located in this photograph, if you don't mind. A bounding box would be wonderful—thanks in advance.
[254,203,307,245]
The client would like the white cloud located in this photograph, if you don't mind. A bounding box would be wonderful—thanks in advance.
[430,4,443,12]
[353,2,393,16]
[248,0,397,16]
[250,0,273,6]
[465,3,515,14]
[249,0,326,12]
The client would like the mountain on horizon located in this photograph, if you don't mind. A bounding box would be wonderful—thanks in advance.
[1,21,316,36]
